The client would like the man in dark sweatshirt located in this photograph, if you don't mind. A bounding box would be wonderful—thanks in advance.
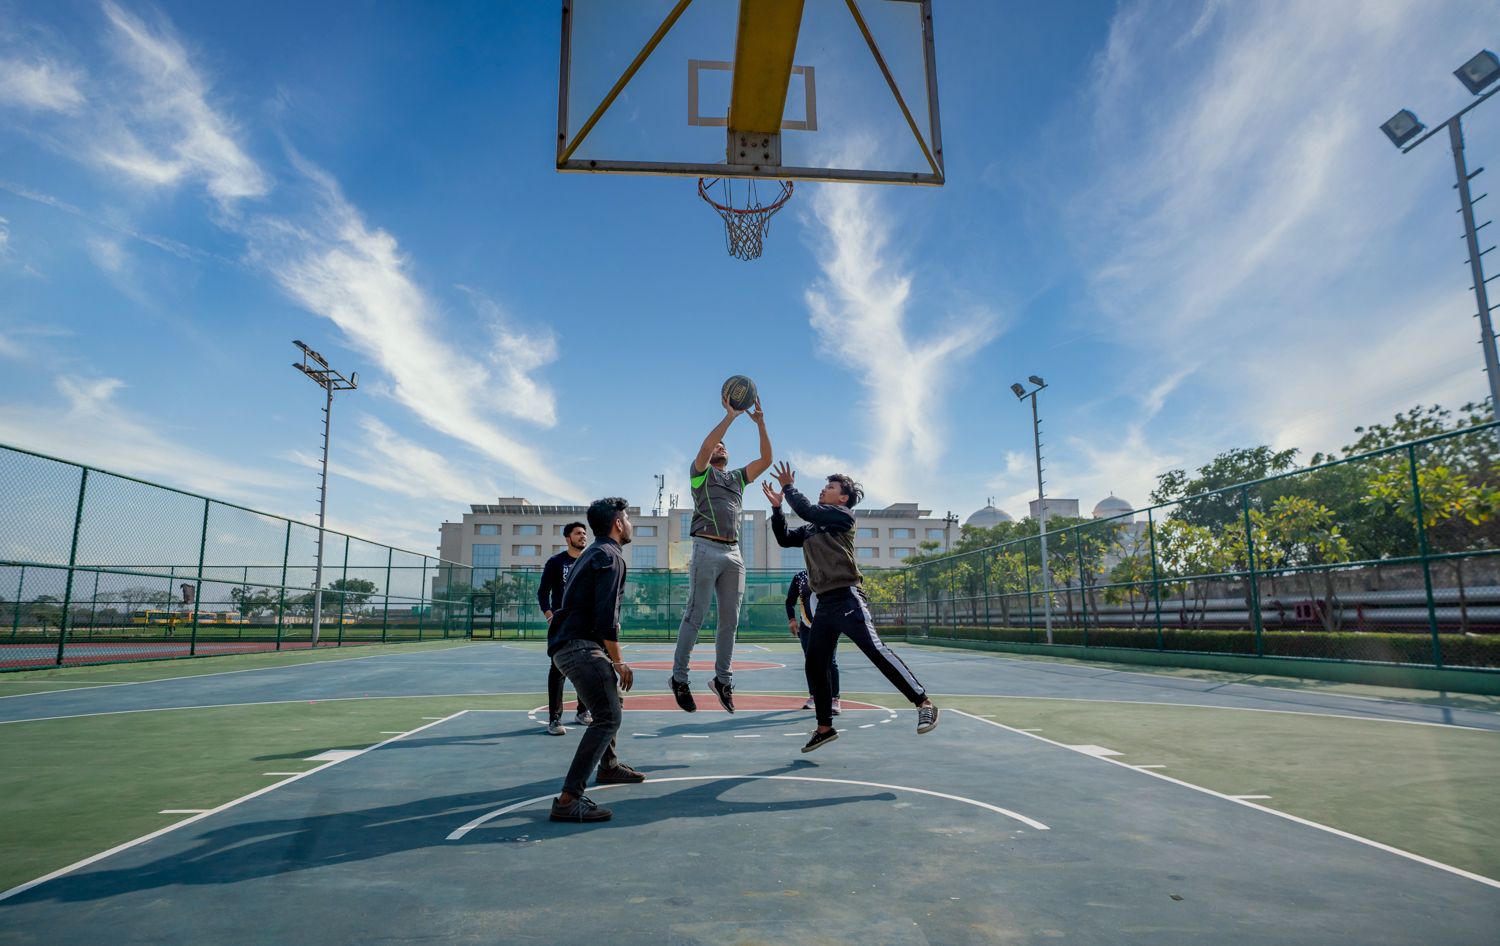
[763,462,938,753]
[786,569,839,713]
[547,498,646,823]
[538,521,590,734]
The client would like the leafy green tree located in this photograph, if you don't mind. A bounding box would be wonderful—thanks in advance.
[30,595,62,631]
[323,577,378,616]
[229,586,279,619]
[1152,446,1300,529]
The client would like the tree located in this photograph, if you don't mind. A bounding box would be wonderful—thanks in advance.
[114,586,173,614]
[229,586,279,620]
[1152,446,1300,529]
[30,595,62,632]
[324,578,378,618]
[1241,496,1354,632]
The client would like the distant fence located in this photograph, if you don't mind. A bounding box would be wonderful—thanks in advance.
[873,423,1500,670]
[0,443,473,671]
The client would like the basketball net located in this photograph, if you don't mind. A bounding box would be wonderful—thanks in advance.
[698,178,794,261]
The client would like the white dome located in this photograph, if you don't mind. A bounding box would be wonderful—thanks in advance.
[1092,494,1135,521]
[965,505,1014,527]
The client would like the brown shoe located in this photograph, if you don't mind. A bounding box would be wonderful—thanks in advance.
[549,795,611,823]
[596,762,646,784]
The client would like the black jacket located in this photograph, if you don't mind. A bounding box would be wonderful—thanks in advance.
[785,570,813,628]
[537,549,579,614]
[771,486,861,596]
[545,539,628,656]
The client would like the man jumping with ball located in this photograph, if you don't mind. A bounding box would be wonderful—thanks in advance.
[669,387,773,713]
[763,462,938,752]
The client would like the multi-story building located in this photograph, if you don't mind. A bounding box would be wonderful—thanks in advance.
[437,497,966,582]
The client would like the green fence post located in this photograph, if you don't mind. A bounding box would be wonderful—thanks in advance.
[1408,444,1442,667]
[189,498,209,657]
[238,566,247,640]
[10,565,22,640]
[1241,487,1264,657]
[1075,529,1089,647]
[982,552,992,634]
[417,560,428,641]
[1146,508,1164,650]
[335,535,349,647]
[275,520,290,651]
[87,569,100,636]
[381,547,392,644]
[55,468,88,666]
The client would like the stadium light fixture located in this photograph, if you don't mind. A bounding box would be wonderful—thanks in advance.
[1384,49,1500,419]
[1011,376,1053,642]
[291,340,358,646]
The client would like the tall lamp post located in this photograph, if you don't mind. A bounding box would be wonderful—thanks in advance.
[1382,50,1500,414]
[292,340,358,647]
[1010,376,1053,644]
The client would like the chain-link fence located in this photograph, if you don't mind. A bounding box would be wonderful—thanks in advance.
[0,443,473,670]
[872,423,1500,670]
[461,567,809,641]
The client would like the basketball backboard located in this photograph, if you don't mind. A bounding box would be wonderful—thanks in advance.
[557,0,944,185]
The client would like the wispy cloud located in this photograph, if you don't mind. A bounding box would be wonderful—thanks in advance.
[288,414,502,505]
[0,56,85,112]
[95,1,268,204]
[456,285,560,428]
[248,160,579,501]
[86,235,127,273]
[803,185,1001,500]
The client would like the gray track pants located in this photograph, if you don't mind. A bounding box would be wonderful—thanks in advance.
[672,536,745,685]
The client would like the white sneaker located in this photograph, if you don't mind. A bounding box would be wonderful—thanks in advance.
[574,709,593,726]
[801,697,815,710]
[547,718,567,736]
[830,698,842,716]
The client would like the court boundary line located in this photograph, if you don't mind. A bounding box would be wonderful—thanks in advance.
[0,710,477,904]
[950,709,1500,890]
[446,773,1049,839]
[0,641,486,701]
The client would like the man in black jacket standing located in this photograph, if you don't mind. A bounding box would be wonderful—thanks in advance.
[547,498,646,823]
[538,521,590,735]
[763,463,938,753]
[786,569,839,714]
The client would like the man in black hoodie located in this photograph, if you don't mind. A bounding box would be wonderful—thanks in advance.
[538,521,590,734]
[763,463,938,753]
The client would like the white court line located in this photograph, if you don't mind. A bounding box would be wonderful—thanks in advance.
[446,774,1049,839]
[859,724,875,729]
[0,642,485,702]
[682,735,710,739]
[1134,765,1166,770]
[733,734,761,738]
[1233,795,1273,800]
[949,709,1500,890]
[632,733,659,737]
[0,711,470,904]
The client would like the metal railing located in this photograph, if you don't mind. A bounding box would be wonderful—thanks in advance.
[871,422,1500,670]
[0,443,472,670]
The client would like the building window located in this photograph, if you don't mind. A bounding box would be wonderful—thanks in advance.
[857,527,878,538]
[679,512,692,540]
[473,568,497,586]
[633,545,659,567]
[892,547,915,560]
[513,545,542,557]
[636,525,657,537]
[741,515,755,565]
[890,528,914,539]
[856,547,878,560]
[514,524,542,536]
[472,544,501,567]
[553,545,565,554]
[926,528,945,540]
[476,524,499,536]
[780,547,806,569]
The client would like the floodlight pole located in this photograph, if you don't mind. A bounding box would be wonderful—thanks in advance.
[292,341,358,647]
[1396,83,1500,416]
[1014,379,1054,644]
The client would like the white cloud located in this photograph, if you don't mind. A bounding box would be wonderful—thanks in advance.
[86,235,127,273]
[249,160,580,502]
[0,377,299,503]
[0,57,85,112]
[456,286,560,427]
[95,1,268,204]
[288,414,502,505]
[803,184,1001,500]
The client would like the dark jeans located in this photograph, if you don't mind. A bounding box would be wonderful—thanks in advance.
[546,662,588,720]
[551,640,623,796]
[797,623,839,698]
[806,587,926,727]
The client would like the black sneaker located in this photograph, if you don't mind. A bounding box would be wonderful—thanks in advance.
[596,762,646,784]
[710,677,735,713]
[801,728,838,753]
[916,701,940,734]
[549,794,612,823]
[671,677,697,713]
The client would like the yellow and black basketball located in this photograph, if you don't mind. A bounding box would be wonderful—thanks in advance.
[721,375,758,411]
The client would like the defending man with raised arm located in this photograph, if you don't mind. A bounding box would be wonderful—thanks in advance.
[669,396,773,714]
[764,462,938,753]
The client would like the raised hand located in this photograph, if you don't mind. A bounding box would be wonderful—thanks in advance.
[746,397,765,426]
[761,480,783,507]
[772,460,795,488]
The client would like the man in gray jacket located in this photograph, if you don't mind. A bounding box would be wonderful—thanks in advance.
[670,396,773,713]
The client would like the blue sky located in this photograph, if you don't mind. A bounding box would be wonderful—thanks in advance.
[1,0,1498,555]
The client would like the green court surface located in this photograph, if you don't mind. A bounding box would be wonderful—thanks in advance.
[0,640,1496,942]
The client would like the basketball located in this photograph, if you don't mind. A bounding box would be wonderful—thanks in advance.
[721,374,758,411]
